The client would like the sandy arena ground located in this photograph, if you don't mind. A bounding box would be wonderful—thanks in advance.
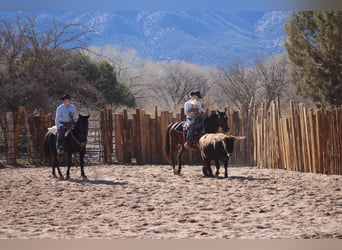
[0,164,341,239]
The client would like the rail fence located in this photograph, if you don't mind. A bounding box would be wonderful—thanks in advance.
[0,106,102,165]
[101,107,252,165]
[254,100,341,175]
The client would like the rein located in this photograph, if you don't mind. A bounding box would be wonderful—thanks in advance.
[70,130,87,150]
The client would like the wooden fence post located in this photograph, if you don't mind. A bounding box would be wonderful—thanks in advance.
[6,112,15,164]
[107,109,113,163]
[114,113,124,163]
[100,110,107,162]
[144,114,152,163]
[123,110,132,163]
[134,109,142,164]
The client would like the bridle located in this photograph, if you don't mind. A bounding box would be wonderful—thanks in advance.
[70,119,88,151]
[70,131,87,150]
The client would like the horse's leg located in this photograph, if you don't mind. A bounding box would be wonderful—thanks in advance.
[80,149,87,180]
[65,152,72,180]
[56,160,64,180]
[52,156,57,178]
[176,145,184,175]
[215,159,220,177]
[224,158,229,178]
[170,144,178,175]
[171,143,179,175]
[52,150,64,180]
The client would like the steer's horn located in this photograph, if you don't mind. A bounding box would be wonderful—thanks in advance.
[231,136,246,140]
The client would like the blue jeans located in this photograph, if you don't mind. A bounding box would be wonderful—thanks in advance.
[56,123,70,150]
[185,117,195,144]
[185,116,203,144]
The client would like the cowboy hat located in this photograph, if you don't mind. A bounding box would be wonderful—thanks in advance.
[190,91,202,98]
[60,94,72,100]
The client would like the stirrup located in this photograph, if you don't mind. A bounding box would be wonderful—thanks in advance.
[57,146,64,155]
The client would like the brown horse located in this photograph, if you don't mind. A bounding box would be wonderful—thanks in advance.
[164,110,229,175]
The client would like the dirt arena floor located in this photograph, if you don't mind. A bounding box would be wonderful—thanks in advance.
[0,164,341,239]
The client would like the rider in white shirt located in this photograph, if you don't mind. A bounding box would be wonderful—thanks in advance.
[184,91,205,148]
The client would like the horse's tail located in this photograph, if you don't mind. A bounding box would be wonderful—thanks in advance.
[44,132,50,158]
[163,123,173,164]
[44,132,56,165]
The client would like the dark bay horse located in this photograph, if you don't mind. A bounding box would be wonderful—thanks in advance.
[164,110,229,175]
[44,114,90,180]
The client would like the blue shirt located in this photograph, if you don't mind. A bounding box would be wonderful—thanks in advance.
[55,103,78,128]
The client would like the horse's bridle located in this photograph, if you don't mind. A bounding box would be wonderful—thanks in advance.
[70,131,87,150]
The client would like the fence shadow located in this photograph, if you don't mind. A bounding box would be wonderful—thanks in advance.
[68,178,128,186]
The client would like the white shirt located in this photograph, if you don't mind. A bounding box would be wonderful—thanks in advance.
[184,99,205,118]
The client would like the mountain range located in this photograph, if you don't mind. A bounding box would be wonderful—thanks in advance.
[1,11,291,66]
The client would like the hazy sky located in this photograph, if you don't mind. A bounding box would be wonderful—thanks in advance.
[1,0,336,11]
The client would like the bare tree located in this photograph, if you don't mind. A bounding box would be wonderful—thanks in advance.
[0,14,93,112]
[216,60,259,111]
[150,62,213,110]
[255,54,290,108]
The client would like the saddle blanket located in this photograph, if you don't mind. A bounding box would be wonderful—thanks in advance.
[171,121,185,133]
[47,125,58,135]
[47,125,70,137]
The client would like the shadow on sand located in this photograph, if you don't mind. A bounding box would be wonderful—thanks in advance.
[202,175,271,181]
[227,175,271,181]
[67,178,128,186]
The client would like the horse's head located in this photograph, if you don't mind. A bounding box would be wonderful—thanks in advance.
[205,109,229,133]
[216,109,229,133]
[75,114,90,138]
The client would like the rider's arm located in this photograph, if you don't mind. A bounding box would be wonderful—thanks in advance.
[198,102,205,113]
[55,105,61,128]
[184,101,192,117]
[70,104,78,120]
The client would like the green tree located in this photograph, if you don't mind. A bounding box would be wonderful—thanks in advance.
[0,14,135,112]
[81,58,135,107]
[284,11,342,107]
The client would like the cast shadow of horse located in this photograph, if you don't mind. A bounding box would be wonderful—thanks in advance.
[226,175,271,181]
[67,179,128,186]
[202,175,271,181]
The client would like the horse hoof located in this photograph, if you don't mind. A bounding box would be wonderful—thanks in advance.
[82,175,88,180]
[59,175,64,180]
[52,174,58,179]
[65,175,70,180]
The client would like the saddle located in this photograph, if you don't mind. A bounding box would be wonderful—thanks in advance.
[171,119,204,149]
[47,125,71,137]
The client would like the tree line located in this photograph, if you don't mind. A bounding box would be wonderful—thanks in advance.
[1,11,341,114]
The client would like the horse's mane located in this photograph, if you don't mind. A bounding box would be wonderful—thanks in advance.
[72,115,89,137]
[204,113,218,133]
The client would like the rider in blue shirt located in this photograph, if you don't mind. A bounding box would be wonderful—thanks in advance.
[55,94,78,154]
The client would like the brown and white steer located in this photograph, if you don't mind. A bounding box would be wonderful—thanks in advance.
[198,133,245,178]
